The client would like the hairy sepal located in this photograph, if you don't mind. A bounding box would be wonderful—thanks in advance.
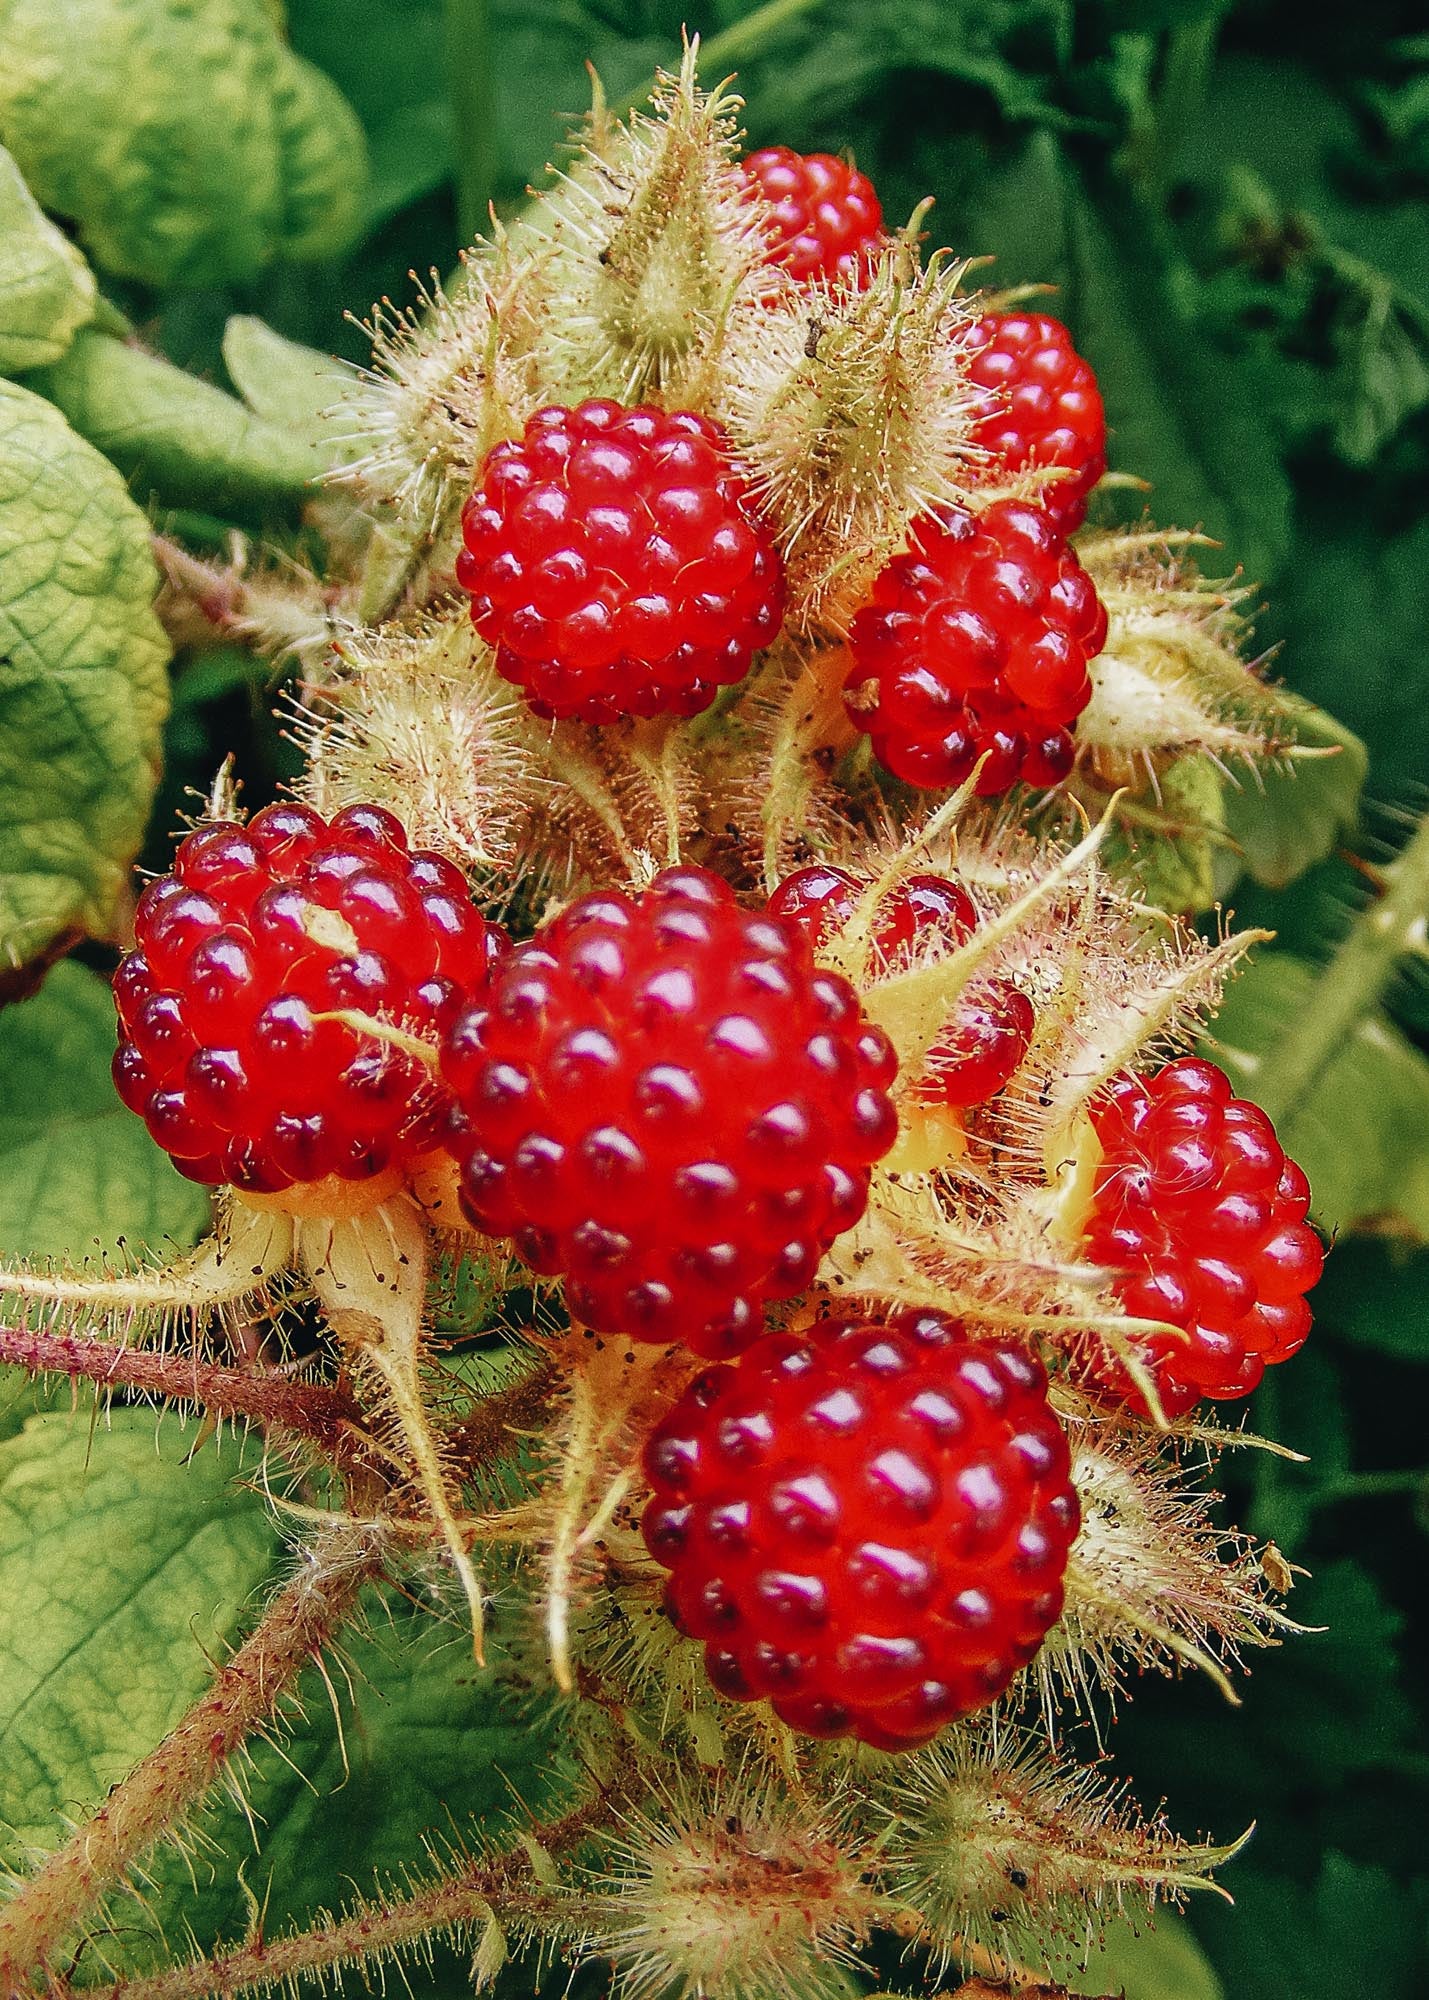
[874,1726,1243,1977]
[297,607,542,882]
[1041,1422,1293,1711]
[579,1763,877,2000]
[298,1193,487,1656]
[520,46,763,410]
[1075,528,1297,786]
[714,240,983,631]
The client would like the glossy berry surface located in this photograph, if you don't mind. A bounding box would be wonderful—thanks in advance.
[457,401,784,725]
[441,866,898,1358]
[113,804,502,1194]
[642,1312,1079,1749]
[1082,1057,1323,1418]
[767,865,1035,1107]
[740,146,883,287]
[966,312,1106,531]
[845,500,1107,796]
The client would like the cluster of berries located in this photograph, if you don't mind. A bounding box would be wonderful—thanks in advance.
[454,148,1109,799]
[113,808,1322,1748]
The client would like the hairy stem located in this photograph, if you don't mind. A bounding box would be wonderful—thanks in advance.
[0,1522,383,1996]
[1250,812,1429,1128]
[610,0,823,122]
[0,1323,370,1468]
[70,1802,605,2000]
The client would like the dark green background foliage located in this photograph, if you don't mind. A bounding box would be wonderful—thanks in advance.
[10,2,1429,1994]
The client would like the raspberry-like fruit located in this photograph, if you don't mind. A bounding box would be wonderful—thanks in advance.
[1081,1057,1323,1418]
[966,312,1106,531]
[846,500,1107,796]
[440,866,898,1358]
[767,865,1034,1107]
[740,145,883,287]
[457,401,784,725]
[642,1312,1079,1749]
[112,804,502,1195]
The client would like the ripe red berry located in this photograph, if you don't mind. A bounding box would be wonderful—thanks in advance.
[1081,1057,1323,1418]
[740,145,883,287]
[456,401,784,726]
[767,865,1035,1107]
[965,312,1106,531]
[845,500,1106,796]
[642,1312,1079,1749]
[440,866,898,1358]
[112,804,503,1195]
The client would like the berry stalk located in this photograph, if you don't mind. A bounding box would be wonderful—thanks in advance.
[0,1322,370,1467]
[0,1521,384,1996]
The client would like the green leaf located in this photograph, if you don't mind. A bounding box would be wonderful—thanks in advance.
[123,1598,574,1962]
[221,315,350,469]
[1194,1853,1429,2000]
[0,961,211,1262]
[0,0,368,287]
[1220,696,1368,891]
[1064,174,1295,584]
[1107,756,1226,914]
[286,0,452,225]
[1208,951,1429,1241]
[269,48,371,266]
[0,377,170,969]
[1068,1909,1224,2000]
[0,142,95,375]
[0,1410,280,1867]
[27,327,326,513]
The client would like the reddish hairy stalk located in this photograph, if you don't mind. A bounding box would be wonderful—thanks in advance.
[0,1522,383,1998]
[0,1323,367,1463]
[64,1802,607,2000]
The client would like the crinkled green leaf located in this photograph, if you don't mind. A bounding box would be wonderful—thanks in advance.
[0,377,169,968]
[0,0,367,287]
[270,49,370,265]
[28,327,325,513]
[120,1599,572,1963]
[0,142,95,375]
[1209,950,1429,1241]
[0,1411,281,1866]
[0,961,210,1263]
[221,315,350,469]
[1221,696,1368,891]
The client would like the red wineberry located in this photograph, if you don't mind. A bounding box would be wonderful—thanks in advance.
[845,500,1107,796]
[642,1312,1080,1749]
[1081,1057,1323,1417]
[741,145,884,288]
[457,401,784,725]
[440,866,899,1358]
[966,311,1106,531]
[112,804,503,1195]
[767,865,1035,1108]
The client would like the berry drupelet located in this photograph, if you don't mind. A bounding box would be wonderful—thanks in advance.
[112,804,502,1197]
[965,312,1106,531]
[642,1311,1080,1749]
[1081,1057,1323,1418]
[440,866,899,1358]
[845,500,1108,796]
[740,145,884,288]
[457,401,784,726]
[767,864,1035,1108]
